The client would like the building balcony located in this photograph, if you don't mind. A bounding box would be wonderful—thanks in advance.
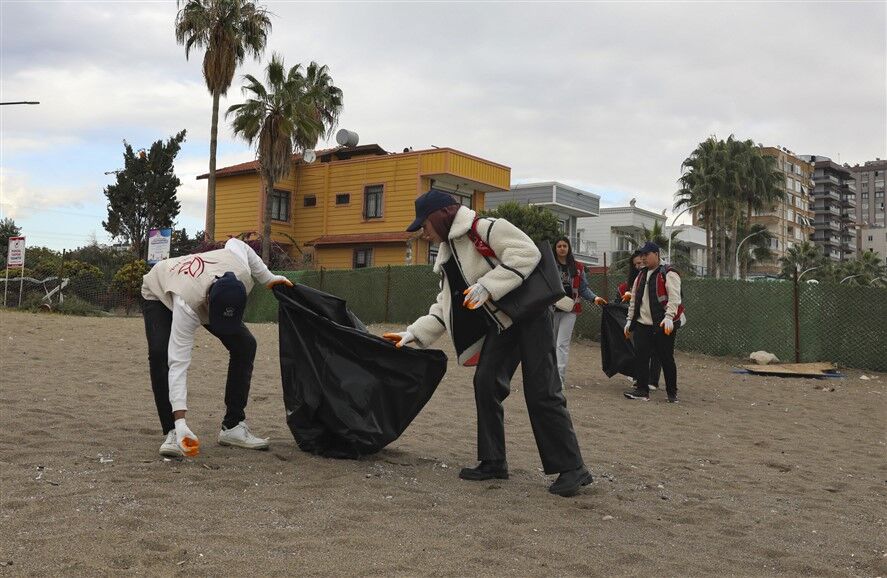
[814,220,840,231]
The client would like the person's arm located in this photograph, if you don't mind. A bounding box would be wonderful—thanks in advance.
[625,275,638,320]
[224,237,291,287]
[663,271,682,320]
[577,267,600,302]
[404,282,449,347]
[167,295,201,414]
[475,218,541,300]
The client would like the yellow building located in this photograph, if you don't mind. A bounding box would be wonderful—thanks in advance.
[201,145,510,269]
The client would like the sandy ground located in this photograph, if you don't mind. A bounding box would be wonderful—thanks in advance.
[0,308,885,577]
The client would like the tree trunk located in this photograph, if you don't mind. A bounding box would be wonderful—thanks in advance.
[262,170,272,264]
[205,89,220,242]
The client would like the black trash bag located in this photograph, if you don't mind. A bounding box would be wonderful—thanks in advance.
[274,284,447,458]
[600,303,636,378]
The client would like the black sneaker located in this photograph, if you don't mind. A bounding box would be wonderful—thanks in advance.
[459,460,509,481]
[623,387,650,400]
[667,395,679,403]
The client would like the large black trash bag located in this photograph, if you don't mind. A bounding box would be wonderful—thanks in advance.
[274,284,447,458]
[600,303,636,378]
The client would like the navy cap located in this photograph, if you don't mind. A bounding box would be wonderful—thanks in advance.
[639,241,660,254]
[208,272,247,334]
[406,189,460,232]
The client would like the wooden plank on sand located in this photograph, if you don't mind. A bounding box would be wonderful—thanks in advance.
[741,362,837,377]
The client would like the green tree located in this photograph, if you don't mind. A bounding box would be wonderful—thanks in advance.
[171,228,203,256]
[479,201,560,244]
[228,54,343,262]
[779,241,823,279]
[102,131,186,259]
[0,217,22,268]
[175,0,272,243]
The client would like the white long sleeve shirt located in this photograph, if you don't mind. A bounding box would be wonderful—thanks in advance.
[155,238,278,412]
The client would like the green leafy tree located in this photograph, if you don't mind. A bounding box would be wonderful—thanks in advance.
[171,228,204,256]
[175,0,272,242]
[112,260,151,294]
[479,201,560,244]
[0,217,22,268]
[228,54,343,262]
[102,131,186,259]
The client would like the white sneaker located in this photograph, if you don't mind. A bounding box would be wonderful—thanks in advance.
[159,430,184,458]
[218,421,269,450]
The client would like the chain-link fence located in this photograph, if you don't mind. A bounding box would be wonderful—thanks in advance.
[7,262,883,372]
[1,274,142,316]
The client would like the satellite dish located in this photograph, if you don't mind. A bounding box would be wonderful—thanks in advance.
[303,149,316,164]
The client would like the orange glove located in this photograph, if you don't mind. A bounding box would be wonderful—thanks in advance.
[382,331,415,348]
[624,321,631,340]
[660,318,674,336]
[621,291,632,303]
[594,296,607,306]
[462,284,490,309]
[266,275,294,289]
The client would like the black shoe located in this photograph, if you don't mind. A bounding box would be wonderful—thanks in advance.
[623,387,650,400]
[667,395,679,403]
[549,466,593,497]
[459,460,509,481]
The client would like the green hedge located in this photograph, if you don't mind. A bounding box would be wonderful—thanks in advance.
[244,266,887,372]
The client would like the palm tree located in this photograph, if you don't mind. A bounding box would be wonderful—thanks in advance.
[175,0,272,243]
[677,137,728,276]
[779,241,822,278]
[227,55,343,262]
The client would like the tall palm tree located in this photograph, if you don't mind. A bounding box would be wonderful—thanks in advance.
[779,240,822,278]
[227,55,343,262]
[175,0,272,243]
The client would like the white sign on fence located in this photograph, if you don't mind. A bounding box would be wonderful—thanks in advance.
[7,236,25,267]
[147,228,172,264]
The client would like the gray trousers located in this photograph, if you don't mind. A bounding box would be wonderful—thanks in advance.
[552,310,578,388]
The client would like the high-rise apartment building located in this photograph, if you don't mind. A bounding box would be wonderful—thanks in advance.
[750,147,815,274]
[800,155,858,262]
[848,158,886,230]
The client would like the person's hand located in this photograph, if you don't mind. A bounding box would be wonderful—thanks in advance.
[624,321,632,339]
[660,317,674,336]
[382,331,415,348]
[594,296,607,306]
[621,291,632,302]
[463,283,490,309]
[174,419,200,457]
[266,275,294,289]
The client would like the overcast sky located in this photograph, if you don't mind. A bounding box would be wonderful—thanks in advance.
[1,0,885,250]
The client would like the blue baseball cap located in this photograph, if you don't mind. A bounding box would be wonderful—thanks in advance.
[208,272,247,334]
[639,241,660,254]
[406,189,460,232]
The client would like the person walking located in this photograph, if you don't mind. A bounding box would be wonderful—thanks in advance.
[552,237,606,388]
[141,237,293,458]
[618,250,662,392]
[622,242,685,403]
[383,189,593,497]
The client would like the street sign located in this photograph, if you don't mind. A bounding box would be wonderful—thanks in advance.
[7,236,25,267]
[147,229,172,264]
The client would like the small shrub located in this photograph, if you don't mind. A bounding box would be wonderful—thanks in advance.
[55,294,103,316]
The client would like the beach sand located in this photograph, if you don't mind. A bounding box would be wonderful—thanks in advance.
[1,309,884,576]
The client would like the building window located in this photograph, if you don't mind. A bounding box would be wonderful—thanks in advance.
[271,189,290,222]
[353,247,373,269]
[363,185,383,219]
[304,195,317,207]
[336,193,350,205]
[428,243,439,264]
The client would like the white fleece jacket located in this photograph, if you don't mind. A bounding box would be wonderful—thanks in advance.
[407,206,541,364]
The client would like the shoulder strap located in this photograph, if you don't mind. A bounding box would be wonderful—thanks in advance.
[468,218,497,259]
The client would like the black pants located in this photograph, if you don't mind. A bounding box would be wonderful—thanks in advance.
[633,323,677,397]
[473,307,584,474]
[647,356,662,387]
[141,298,257,434]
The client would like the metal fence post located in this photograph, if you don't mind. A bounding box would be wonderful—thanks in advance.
[602,253,609,300]
[384,265,391,323]
[793,268,801,363]
[319,267,325,291]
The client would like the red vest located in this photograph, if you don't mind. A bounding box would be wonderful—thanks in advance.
[631,265,686,327]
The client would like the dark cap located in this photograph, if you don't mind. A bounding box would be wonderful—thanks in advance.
[639,241,660,254]
[208,271,247,334]
[406,189,460,232]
